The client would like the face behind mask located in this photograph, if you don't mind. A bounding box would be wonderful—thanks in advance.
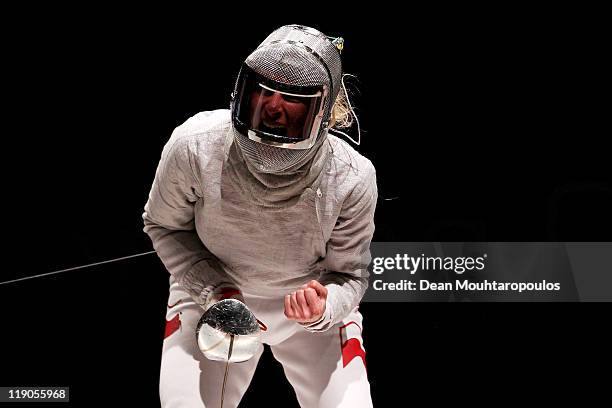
[231,24,343,174]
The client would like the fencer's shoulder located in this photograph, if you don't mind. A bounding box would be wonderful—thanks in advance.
[165,109,231,158]
[326,134,376,183]
[172,109,231,142]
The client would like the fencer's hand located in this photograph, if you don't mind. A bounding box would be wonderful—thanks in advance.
[284,280,327,324]
[205,287,245,311]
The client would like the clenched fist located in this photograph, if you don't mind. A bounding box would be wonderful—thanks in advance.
[284,280,328,324]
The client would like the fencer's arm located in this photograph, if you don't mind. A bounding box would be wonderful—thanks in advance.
[302,163,378,332]
[143,127,238,309]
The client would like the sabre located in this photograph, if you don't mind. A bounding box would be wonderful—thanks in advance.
[196,298,263,408]
[220,334,234,408]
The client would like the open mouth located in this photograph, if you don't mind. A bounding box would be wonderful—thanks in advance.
[260,121,287,136]
[262,120,286,129]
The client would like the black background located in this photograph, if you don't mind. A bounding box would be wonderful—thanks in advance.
[1,5,610,407]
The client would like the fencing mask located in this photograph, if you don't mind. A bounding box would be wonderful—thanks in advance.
[231,24,343,174]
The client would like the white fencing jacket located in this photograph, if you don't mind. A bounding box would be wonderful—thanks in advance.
[143,110,377,332]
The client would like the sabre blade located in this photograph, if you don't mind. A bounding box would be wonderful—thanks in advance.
[220,334,234,408]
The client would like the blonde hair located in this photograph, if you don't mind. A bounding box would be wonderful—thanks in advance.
[329,90,354,129]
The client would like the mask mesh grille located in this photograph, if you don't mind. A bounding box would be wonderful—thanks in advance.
[233,25,342,173]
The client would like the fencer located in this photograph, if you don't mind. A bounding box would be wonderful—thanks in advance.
[143,24,377,407]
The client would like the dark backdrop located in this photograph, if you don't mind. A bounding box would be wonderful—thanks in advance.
[1,6,610,407]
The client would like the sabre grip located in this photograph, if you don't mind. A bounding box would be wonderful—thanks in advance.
[206,287,245,310]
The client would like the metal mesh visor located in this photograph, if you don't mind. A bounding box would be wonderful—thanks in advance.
[248,44,328,105]
[253,24,343,112]
[233,129,315,173]
[232,24,342,174]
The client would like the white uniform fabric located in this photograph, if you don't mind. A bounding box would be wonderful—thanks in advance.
[161,278,372,408]
[143,109,377,406]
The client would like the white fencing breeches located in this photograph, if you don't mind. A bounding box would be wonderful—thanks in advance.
[160,280,373,408]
